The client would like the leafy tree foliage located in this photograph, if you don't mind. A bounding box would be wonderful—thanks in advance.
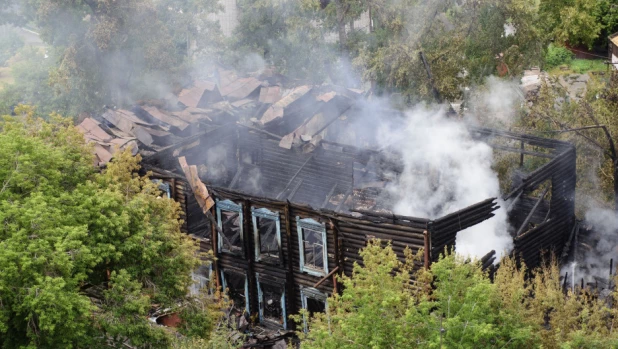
[0,108,229,348]
[544,43,575,69]
[298,240,618,348]
[0,0,221,116]
[230,0,544,100]
[0,47,79,117]
[229,0,338,83]
[538,0,603,49]
[352,0,543,102]
[0,27,24,66]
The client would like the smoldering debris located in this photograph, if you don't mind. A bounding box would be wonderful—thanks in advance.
[567,207,618,289]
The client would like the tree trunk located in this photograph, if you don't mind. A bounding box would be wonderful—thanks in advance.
[614,159,618,211]
[334,0,347,55]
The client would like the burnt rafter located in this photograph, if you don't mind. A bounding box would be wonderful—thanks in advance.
[276,155,315,200]
[515,186,550,237]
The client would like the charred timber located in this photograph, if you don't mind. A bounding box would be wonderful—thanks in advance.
[515,186,550,237]
[350,209,430,224]
[488,143,555,159]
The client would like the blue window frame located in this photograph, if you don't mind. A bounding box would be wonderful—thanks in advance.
[220,269,250,314]
[300,287,328,332]
[152,179,171,198]
[251,207,282,264]
[256,273,287,329]
[189,264,213,296]
[296,217,328,276]
[216,199,244,255]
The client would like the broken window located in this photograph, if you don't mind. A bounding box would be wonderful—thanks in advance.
[256,275,287,329]
[297,217,328,276]
[216,199,244,255]
[300,287,327,331]
[221,269,249,314]
[152,179,171,198]
[252,207,282,264]
[189,264,212,295]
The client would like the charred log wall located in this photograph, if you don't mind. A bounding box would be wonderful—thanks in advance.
[149,123,577,328]
[430,198,500,260]
[208,187,428,329]
[469,128,577,269]
[512,145,577,268]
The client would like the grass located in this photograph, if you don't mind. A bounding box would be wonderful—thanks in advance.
[548,58,608,75]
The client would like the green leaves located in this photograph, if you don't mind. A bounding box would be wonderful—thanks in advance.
[300,240,618,348]
[539,0,603,49]
[0,113,203,348]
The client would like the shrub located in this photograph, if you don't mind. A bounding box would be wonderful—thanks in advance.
[545,44,574,69]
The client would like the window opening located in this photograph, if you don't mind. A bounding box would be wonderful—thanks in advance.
[189,264,213,295]
[297,217,328,276]
[216,199,244,255]
[221,270,249,314]
[252,207,282,264]
[300,287,327,332]
[256,275,287,329]
[152,179,171,198]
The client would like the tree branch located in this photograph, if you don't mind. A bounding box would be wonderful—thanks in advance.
[0,158,19,196]
[582,102,617,160]
[537,110,614,158]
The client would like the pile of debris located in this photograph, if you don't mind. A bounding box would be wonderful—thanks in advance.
[77,67,367,167]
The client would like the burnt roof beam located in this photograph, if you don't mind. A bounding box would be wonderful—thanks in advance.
[515,186,550,237]
[489,143,555,159]
[275,155,314,200]
[321,183,338,209]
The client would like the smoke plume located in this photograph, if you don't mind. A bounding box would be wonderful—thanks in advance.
[567,206,618,287]
[375,104,513,259]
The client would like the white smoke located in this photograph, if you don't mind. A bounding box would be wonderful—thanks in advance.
[467,75,523,127]
[377,105,513,259]
[566,206,618,287]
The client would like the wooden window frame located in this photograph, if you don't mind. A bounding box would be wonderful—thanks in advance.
[256,273,287,329]
[300,286,328,332]
[216,199,244,256]
[220,269,250,314]
[296,217,328,277]
[251,207,283,265]
[190,264,213,295]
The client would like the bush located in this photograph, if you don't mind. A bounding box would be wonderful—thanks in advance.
[545,44,574,69]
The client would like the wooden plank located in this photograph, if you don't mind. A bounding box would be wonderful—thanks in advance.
[178,156,215,211]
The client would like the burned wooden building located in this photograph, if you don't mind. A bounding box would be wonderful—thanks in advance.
[78,68,577,331]
[140,124,575,330]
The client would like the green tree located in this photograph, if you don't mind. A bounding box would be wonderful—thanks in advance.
[354,0,543,102]
[516,73,618,212]
[297,241,537,348]
[0,0,222,116]
[0,47,77,117]
[0,107,228,348]
[229,0,337,83]
[0,27,24,66]
[299,240,618,348]
[538,0,603,49]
